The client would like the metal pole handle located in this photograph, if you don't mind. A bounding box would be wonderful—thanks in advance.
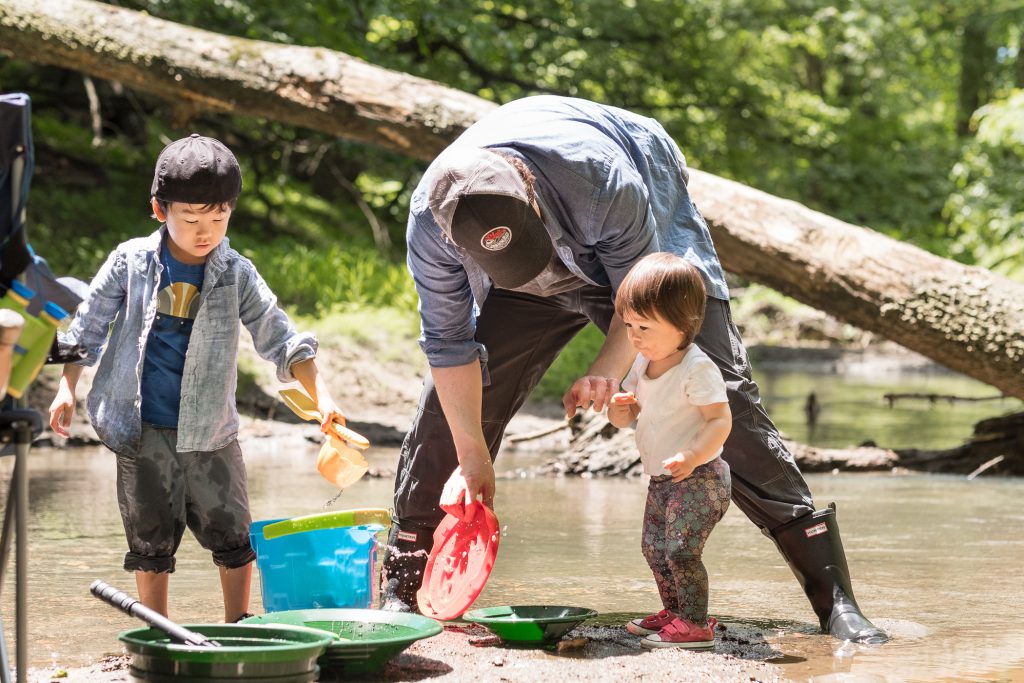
[89,580,220,647]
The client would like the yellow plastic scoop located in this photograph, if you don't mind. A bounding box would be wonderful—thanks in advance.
[278,388,370,449]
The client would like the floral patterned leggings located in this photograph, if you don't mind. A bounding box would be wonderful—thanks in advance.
[641,457,731,623]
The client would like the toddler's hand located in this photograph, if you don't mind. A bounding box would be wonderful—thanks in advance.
[607,391,640,427]
[662,450,697,483]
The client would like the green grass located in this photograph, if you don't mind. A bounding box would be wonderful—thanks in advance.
[234,238,418,316]
[294,303,422,365]
[533,324,605,400]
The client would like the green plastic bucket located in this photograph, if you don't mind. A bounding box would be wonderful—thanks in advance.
[243,608,442,675]
[119,623,333,682]
[463,605,598,647]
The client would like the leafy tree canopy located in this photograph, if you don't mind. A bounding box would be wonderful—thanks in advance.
[1,0,1022,286]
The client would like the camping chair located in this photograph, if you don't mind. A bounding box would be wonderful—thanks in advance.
[0,92,81,683]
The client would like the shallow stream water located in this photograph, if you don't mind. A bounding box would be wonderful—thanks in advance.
[2,367,1022,681]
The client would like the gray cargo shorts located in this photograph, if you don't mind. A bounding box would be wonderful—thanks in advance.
[115,424,256,574]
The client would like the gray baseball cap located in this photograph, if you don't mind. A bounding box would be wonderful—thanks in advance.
[427,147,551,289]
[151,133,242,205]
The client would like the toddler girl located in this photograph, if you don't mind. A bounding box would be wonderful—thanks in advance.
[607,252,732,649]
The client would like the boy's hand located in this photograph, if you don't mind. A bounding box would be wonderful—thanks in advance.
[662,450,697,483]
[316,396,347,435]
[48,383,76,438]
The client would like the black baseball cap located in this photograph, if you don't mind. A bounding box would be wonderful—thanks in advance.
[427,147,551,289]
[151,133,242,205]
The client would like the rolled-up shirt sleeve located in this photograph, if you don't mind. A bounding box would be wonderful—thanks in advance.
[406,208,488,370]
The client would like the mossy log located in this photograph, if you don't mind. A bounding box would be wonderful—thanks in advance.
[2,0,1022,398]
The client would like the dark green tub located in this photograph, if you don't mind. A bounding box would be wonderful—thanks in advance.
[119,623,333,682]
[243,608,442,675]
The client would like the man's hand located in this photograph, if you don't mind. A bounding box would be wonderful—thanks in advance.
[440,450,495,519]
[662,450,697,483]
[562,375,619,419]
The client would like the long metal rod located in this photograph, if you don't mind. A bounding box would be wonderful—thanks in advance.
[0,459,15,590]
[14,426,29,683]
[0,603,10,683]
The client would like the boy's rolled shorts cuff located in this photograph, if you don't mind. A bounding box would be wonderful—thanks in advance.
[124,553,175,574]
[214,545,256,569]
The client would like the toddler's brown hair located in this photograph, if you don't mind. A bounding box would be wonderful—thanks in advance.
[615,252,707,348]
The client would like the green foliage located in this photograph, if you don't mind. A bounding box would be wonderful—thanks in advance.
[943,89,1024,279]
[234,238,418,315]
[4,0,1024,392]
[534,324,605,399]
[9,0,1024,270]
[296,304,423,366]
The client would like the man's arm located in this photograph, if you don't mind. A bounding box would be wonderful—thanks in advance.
[432,361,495,510]
[407,206,495,512]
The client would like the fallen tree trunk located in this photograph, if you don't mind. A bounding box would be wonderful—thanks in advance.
[0,0,493,161]
[688,171,1024,400]
[540,412,1024,478]
[2,0,1022,398]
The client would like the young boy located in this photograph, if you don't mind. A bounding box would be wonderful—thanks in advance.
[47,134,345,621]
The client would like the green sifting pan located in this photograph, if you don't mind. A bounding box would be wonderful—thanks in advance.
[119,623,334,682]
[462,606,598,647]
[243,608,442,675]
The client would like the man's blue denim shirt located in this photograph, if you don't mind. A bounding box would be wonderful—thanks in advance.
[62,227,317,454]
[406,95,729,372]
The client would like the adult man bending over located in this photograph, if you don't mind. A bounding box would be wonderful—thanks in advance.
[384,95,886,643]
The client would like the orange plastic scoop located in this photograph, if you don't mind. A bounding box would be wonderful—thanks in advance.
[278,388,370,449]
[316,435,369,489]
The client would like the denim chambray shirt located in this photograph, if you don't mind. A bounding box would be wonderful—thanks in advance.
[406,95,728,371]
[62,227,317,454]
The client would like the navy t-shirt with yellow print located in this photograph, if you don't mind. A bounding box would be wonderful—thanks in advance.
[140,241,205,427]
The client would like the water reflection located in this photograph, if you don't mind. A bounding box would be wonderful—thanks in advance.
[2,441,1022,682]
[754,366,1022,450]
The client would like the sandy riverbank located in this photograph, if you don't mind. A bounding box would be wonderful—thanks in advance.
[27,618,790,683]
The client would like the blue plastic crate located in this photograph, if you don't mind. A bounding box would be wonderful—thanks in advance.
[250,518,384,612]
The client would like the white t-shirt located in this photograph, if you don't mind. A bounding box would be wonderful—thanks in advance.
[621,345,729,476]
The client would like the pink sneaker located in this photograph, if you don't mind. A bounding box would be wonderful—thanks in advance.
[641,616,717,649]
[626,609,676,636]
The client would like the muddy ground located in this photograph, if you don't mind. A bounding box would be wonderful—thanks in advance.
[28,619,792,682]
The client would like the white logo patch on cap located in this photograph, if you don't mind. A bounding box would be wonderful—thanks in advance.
[481,227,512,251]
